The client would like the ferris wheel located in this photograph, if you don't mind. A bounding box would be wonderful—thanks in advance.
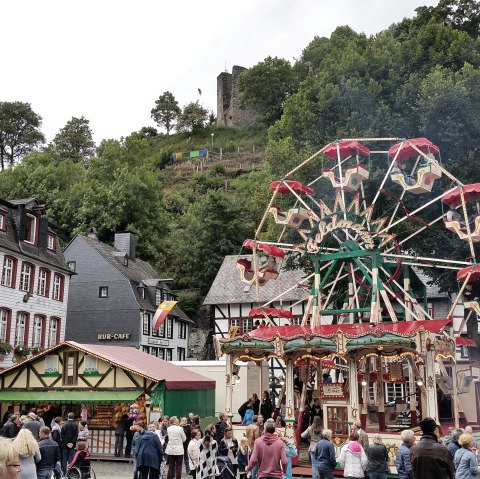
[236,137,480,331]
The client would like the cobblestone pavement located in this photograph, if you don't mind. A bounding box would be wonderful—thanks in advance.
[90,461,191,479]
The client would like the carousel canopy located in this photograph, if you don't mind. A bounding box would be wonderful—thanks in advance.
[388,138,439,162]
[456,264,480,282]
[242,239,285,258]
[323,140,370,159]
[442,183,480,208]
[246,320,452,341]
[248,307,293,319]
[269,180,315,195]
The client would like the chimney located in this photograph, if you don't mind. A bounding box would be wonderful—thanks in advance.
[114,232,137,261]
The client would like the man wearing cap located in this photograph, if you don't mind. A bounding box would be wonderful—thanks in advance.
[410,417,454,479]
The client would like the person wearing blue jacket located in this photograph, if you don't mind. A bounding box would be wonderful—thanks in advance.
[454,433,479,479]
[395,429,415,479]
[136,422,164,479]
[314,429,337,479]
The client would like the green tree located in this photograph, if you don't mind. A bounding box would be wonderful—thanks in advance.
[50,116,96,166]
[176,101,208,133]
[151,91,181,135]
[0,101,45,170]
[238,56,297,125]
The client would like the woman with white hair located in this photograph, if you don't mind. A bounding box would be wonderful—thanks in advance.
[395,429,415,479]
[12,428,41,479]
[0,438,22,479]
[367,434,389,479]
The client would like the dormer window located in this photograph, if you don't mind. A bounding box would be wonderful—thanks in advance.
[0,211,6,232]
[155,288,162,305]
[47,233,56,251]
[138,287,145,299]
[25,214,36,244]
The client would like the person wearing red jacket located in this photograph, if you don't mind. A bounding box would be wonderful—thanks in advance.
[246,422,287,479]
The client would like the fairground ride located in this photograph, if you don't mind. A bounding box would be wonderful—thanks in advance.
[214,137,480,446]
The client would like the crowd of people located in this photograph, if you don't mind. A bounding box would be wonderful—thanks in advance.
[2,398,480,479]
[0,406,91,479]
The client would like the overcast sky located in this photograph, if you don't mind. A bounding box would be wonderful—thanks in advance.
[1,0,438,144]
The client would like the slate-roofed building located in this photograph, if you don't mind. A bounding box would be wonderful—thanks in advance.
[64,231,192,360]
[0,198,71,368]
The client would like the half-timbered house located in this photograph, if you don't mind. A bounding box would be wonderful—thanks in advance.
[0,341,215,454]
[0,198,71,369]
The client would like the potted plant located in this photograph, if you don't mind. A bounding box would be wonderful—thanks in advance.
[44,368,60,377]
[0,343,12,355]
[83,367,100,376]
[31,346,45,355]
[13,345,31,357]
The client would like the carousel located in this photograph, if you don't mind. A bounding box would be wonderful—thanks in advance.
[214,137,480,450]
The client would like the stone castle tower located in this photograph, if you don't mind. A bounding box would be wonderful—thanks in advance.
[217,65,258,127]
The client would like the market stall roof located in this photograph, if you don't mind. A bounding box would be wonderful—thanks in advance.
[244,319,452,341]
[66,342,215,390]
[0,342,215,390]
[457,264,480,282]
[0,390,142,404]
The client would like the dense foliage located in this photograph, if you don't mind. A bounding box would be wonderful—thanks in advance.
[1,0,480,298]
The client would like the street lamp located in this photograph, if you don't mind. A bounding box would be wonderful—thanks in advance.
[211,133,214,149]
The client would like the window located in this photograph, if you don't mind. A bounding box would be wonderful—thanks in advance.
[0,309,11,343]
[157,320,165,338]
[142,346,150,354]
[177,348,186,361]
[52,274,64,301]
[25,214,37,244]
[292,317,302,326]
[0,211,6,231]
[45,355,58,372]
[427,302,434,318]
[123,256,128,267]
[67,262,76,272]
[166,318,173,339]
[19,263,35,292]
[62,351,79,385]
[158,349,165,359]
[243,318,253,333]
[178,322,187,339]
[48,318,60,347]
[165,349,172,361]
[143,313,151,335]
[37,268,50,297]
[1,256,17,288]
[386,383,405,402]
[155,289,162,305]
[14,312,28,346]
[150,347,158,357]
[138,287,145,299]
[47,233,56,251]
[32,315,45,348]
[99,286,108,298]
[84,355,97,370]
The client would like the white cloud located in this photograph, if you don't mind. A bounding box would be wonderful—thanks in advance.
[1,0,438,143]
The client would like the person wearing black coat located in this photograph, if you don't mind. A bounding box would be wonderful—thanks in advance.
[367,434,389,479]
[2,414,19,438]
[37,427,61,479]
[260,391,273,420]
[61,412,79,473]
[251,394,260,415]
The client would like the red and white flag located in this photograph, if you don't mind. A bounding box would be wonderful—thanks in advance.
[153,300,177,332]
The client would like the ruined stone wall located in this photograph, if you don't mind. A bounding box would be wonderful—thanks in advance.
[217,65,258,128]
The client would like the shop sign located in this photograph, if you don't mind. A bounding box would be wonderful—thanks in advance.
[321,383,347,399]
[148,338,169,346]
[97,333,131,340]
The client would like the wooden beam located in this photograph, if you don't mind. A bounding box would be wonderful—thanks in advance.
[93,365,114,388]
[27,364,48,388]
[7,366,25,389]
[121,368,143,389]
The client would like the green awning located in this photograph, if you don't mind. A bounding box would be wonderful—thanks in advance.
[0,390,143,404]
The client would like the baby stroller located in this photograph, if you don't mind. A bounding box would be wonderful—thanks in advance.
[217,455,236,479]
